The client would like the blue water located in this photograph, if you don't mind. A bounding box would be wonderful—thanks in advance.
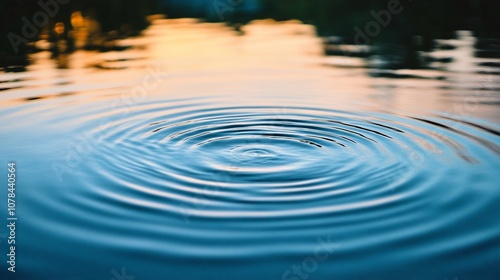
[1,20,500,280]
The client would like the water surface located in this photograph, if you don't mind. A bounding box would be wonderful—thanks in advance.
[1,19,499,280]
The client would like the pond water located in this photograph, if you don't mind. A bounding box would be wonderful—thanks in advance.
[1,19,499,280]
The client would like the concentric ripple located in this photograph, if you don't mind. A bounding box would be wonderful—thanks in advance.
[4,96,499,279]
[76,101,500,224]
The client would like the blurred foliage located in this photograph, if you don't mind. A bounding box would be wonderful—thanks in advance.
[0,0,156,57]
[1,0,498,62]
[257,0,500,39]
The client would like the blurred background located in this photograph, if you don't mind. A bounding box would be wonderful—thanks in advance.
[1,0,499,70]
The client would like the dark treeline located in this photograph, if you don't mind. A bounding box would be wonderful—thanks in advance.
[1,0,156,57]
[257,0,499,44]
[1,0,499,67]
[254,0,499,68]
[158,0,499,41]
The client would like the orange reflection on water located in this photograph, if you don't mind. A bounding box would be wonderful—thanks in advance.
[1,19,498,123]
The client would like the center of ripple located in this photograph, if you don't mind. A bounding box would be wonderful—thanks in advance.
[214,140,310,174]
[240,148,275,159]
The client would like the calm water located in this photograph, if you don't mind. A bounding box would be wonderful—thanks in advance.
[1,19,500,280]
